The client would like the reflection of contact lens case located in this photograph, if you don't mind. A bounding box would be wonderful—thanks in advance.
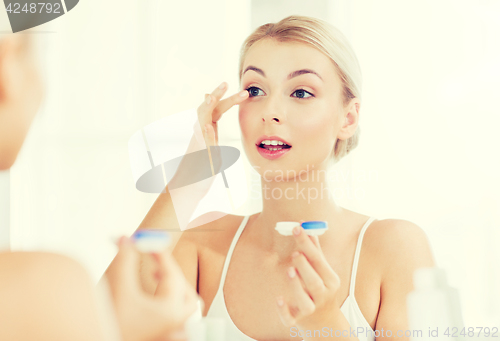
[131,229,171,253]
[275,221,328,236]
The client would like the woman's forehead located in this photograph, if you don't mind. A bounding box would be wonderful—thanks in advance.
[242,40,338,84]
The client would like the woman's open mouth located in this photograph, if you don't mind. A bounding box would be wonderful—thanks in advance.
[256,142,292,160]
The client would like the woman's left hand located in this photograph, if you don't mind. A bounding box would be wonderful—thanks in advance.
[276,221,342,330]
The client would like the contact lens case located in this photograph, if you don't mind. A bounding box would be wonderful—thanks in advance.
[275,222,300,236]
[131,229,171,253]
[275,221,328,236]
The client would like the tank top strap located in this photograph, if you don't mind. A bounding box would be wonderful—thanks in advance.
[218,215,251,290]
[348,216,377,296]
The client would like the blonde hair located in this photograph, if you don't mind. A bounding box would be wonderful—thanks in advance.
[238,15,362,163]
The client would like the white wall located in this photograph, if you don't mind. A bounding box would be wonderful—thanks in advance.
[0,171,9,250]
[9,0,500,328]
[328,0,500,326]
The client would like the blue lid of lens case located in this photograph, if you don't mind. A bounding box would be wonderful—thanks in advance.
[301,221,328,230]
[131,229,170,253]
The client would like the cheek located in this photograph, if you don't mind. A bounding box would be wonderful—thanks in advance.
[238,106,254,140]
[294,108,337,150]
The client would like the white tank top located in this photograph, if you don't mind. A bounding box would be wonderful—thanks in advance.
[205,215,377,341]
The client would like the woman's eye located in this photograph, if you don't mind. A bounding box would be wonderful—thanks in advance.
[246,86,314,98]
[292,89,314,99]
[246,86,264,97]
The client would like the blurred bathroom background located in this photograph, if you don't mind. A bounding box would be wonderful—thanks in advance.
[0,0,499,327]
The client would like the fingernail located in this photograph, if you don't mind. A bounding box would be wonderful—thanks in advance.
[239,90,248,97]
[292,251,300,258]
[293,226,301,236]
[277,297,284,307]
[206,95,211,104]
[287,267,296,278]
[218,82,226,90]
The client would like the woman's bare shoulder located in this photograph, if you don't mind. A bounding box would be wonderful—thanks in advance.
[0,251,92,291]
[363,218,432,250]
[0,251,86,273]
[362,218,436,276]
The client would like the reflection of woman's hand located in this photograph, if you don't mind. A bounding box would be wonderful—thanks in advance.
[106,237,198,341]
[276,222,342,331]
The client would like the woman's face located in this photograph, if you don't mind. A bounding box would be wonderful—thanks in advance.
[239,38,353,180]
[0,36,43,170]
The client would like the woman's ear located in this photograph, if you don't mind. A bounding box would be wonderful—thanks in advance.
[337,99,360,141]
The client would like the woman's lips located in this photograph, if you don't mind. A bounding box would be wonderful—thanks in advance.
[256,144,291,160]
[255,135,292,146]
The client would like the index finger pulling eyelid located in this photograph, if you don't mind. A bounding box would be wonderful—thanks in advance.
[224,90,247,102]
[212,93,245,121]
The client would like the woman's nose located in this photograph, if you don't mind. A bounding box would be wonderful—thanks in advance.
[262,115,281,123]
[261,98,285,124]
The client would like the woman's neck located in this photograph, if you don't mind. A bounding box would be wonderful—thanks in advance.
[250,168,345,260]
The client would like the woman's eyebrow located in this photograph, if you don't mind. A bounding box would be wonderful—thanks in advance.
[288,69,323,81]
[243,66,323,82]
[243,66,266,77]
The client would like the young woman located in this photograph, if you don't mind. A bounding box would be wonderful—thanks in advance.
[111,15,436,341]
[0,27,197,341]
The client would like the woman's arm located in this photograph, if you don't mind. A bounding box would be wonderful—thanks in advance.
[104,180,216,295]
[171,228,199,291]
[374,219,436,340]
[103,186,182,295]
[103,84,248,294]
[171,210,230,293]
[104,124,212,294]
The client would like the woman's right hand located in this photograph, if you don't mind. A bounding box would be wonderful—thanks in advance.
[169,83,249,196]
[196,82,249,148]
